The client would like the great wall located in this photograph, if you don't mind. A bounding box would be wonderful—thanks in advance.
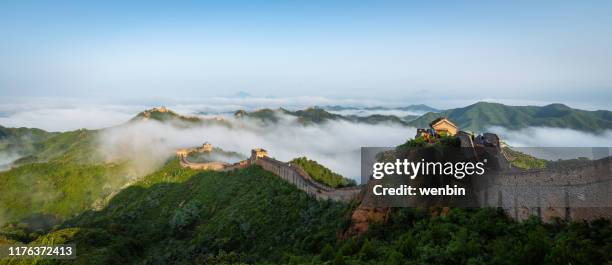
[177,141,611,223]
[482,156,612,222]
[177,144,362,202]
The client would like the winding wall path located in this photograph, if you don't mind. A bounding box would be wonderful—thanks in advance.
[177,148,361,202]
[178,146,611,221]
[252,156,361,202]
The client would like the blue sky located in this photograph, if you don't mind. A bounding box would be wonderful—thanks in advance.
[1,1,611,109]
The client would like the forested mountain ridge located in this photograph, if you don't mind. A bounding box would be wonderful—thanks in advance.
[235,107,411,125]
[408,102,612,133]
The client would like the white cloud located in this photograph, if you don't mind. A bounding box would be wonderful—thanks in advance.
[0,97,432,131]
[489,126,612,160]
[97,114,415,180]
[327,109,426,117]
[489,126,612,147]
[0,107,135,131]
[2,100,611,179]
[0,151,20,171]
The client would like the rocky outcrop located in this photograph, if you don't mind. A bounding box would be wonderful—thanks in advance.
[344,207,389,237]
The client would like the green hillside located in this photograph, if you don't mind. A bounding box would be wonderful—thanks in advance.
[131,107,238,129]
[186,147,246,163]
[0,126,57,155]
[234,108,293,123]
[292,107,347,124]
[0,128,134,227]
[322,104,440,113]
[132,107,203,124]
[235,107,409,126]
[2,161,352,264]
[2,160,610,264]
[350,114,409,125]
[408,102,612,133]
[503,147,548,169]
[234,102,612,131]
[290,157,356,188]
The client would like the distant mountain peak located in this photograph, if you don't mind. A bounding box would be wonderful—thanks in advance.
[407,102,612,133]
[149,106,172,113]
[397,104,440,113]
[138,106,177,117]
[133,107,202,123]
[542,103,571,109]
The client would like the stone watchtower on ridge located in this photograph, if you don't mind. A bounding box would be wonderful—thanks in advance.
[429,117,458,136]
[201,142,213,152]
[250,148,268,163]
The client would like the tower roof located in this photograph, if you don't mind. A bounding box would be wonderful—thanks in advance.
[429,117,457,129]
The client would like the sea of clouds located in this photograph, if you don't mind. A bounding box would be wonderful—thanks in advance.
[0,96,436,131]
[326,109,426,118]
[488,126,612,160]
[1,98,612,180]
[97,113,414,179]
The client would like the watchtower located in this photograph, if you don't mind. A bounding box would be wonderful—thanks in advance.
[429,117,458,136]
[251,148,268,159]
[202,142,213,152]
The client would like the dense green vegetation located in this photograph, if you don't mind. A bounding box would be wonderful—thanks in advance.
[408,102,612,133]
[0,128,134,230]
[290,157,356,188]
[351,208,612,265]
[0,161,126,224]
[398,135,461,149]
[235,107,410,126]
[186,148,246,163]
[349,114,409,125]
[0,126,57,158]
[234,102,612,132]
[322,104,439,113]
[291,107,346,124]
[2,161,610,265]
[0,124,168,229]
[234,108,292,123]
[22,129,99,164]
[1,161,353,264]
[235,107,344,125]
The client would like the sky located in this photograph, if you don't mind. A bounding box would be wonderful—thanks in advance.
[1,1,611,109]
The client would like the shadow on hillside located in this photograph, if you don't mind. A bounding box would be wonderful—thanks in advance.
[0,213,62,243]
[1,164,354,264]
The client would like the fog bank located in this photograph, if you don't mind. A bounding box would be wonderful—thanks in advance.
[489,126,612,160]
[98,114,415,180]
[488,126,612,147]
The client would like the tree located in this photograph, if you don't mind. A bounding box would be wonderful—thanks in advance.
[320,243,335,261]
[359,238,376,260]
[333,253,346,265]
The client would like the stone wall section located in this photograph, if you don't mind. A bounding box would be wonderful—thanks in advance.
[478,157,611,221]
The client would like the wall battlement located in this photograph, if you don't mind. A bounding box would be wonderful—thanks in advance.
[251,155,361,202]
[177,145,361,202]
